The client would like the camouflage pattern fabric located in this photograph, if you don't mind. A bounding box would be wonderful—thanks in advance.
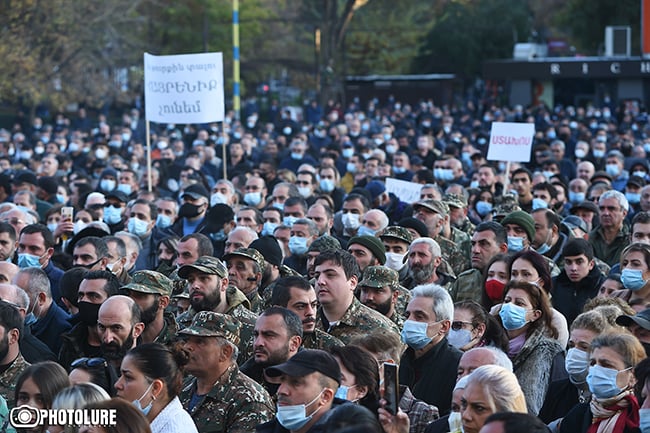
[302,328,344,351]
[449,268,483,302]
[0,354,29,408]
[434,235,470,277]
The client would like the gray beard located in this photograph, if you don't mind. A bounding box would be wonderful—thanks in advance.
[409,263,436,285]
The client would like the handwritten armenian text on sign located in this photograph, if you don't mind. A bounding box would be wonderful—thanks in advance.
[144,52,224,123]
[486,122,535,163]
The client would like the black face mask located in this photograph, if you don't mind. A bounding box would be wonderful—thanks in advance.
[178,203,202,219]
[78,301,101,326]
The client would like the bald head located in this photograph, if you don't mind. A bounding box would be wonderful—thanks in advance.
[457,347,512,379]
[97,295,143,362]
[98,295,139,325]
[0,262,19,285]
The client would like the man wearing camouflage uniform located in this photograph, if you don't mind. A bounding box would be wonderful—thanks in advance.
[176,256,258,364]
[443,193,475,237]
[403,238,456,291]
[0,301,29,408]
[179,311,274,433]
[223,248,266,314]
[412,199,469,276]
[121,270,178,346]
[359,266,410,329]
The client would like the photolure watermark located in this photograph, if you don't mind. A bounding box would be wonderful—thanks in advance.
[9,405,117,429]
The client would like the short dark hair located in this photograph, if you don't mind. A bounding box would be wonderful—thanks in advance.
[179,233,214,257]
[475,221,506,246]
[511,168,532,182]
[271,276,313,307]
[20,224,55,249]
[314,250,359,280]
[0,222,16,242]
[284,197,308,214]
[344,193,370,212]
[238,206,264,226]
[83,270,121,297]
[483,412,550,433]
[60,267,89,308]
[532,182,557,200]
[132,199,157,221]
[0,300,23,336]
[104,236,127,258]
[562,238,594,261]
[532,208,561,230]
[632,211,650,233]
[75,236,108,258]
[261,306,303,339]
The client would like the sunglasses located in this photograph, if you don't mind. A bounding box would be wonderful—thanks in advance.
[71,357,107,369]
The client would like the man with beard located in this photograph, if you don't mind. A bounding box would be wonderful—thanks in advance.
[58,270,121,369]
[179,311,274,433]
[176,256,258,364]
[97,295,144,368]
[240,307,302,395]
[359,266,410,328]
[223,248,265,314]
[270,276,343,350]
[0,300,29,408]
[121,270,178,346]
[404,238,455,291]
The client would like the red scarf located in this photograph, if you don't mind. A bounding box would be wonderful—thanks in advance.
[587,394,639,433]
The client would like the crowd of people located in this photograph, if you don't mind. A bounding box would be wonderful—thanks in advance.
[0,96,647,433]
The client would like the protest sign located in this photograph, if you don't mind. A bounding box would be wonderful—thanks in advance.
[486,122,535,163]
[144,52,224,123]
[386,178,422,204]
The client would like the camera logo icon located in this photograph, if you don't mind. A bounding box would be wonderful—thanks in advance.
[10,405,41,428]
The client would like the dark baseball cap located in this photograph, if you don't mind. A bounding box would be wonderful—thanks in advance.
[182,184,210,201]
[105,190,128,203]
[265,349,341,385]
[616,308,650,330]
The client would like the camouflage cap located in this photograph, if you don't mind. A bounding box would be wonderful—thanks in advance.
[121,270,173,296]
[307,235,341,253]
[172,286,190,299]
[178,256,227,279]
[380,226,413,244]
[413,199,449,216]
[492,194,521,218]
[359,266,398,289]
[178,311,241,345]
[222,248,266,271]
[443,193,467,209]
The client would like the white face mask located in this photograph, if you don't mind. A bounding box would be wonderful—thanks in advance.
[385,252,405,271]
[342,213,360,230]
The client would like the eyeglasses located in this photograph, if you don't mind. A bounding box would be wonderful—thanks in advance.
[87,204,104,210]
[71,357,107,369]
[451,321,474,331]
[1,218,23,225]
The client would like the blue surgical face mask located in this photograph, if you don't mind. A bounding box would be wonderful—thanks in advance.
[342,148,354,159]
[393,166,406,174]
[499,302,529,331]
[507,236,525,252]
[565,347,590,383]
[47,222,58,233]
[18,253,43,269]
[606,164,620,177]
[244,192,262,207]
[289,236,309,255]
[103,206,123,225]
[273,202,284,212]
[587,364,631,400]
[568,191,585,204]
[470,180,480,189]
[127,217,150,237]
[346,162,357,174]
[639,408,650,433]
[117,183,132,196]
[283,216,297,227]
[132,382,154,416]
[334,384,357,401]
[447,328,473,349]
[356,225,376,237]
[536,242,551,255]
[626,192,641,204]
[156,214,172,229]
[593,149,605,158]
[401,320,432,350]
[100,179,116,192]
[319,179,335,193]
[621,268,648,291]
[262,222,278,236]
[276,391,323,431]
[475,201,493,216]
[532,198,548,210]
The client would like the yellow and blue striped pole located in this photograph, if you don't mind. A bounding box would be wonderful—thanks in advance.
[233,0,240,121]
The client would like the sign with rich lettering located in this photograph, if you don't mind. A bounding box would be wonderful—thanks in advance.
[144,52,224,123]
[487,122,535,162]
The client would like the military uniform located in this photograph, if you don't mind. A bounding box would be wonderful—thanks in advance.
[122,270,179,347]
[316,297,400,345]
[449,268,483,302]
[223,248,267,315]
[179,312,275,433]
[443,193,476,249]
[260,264,302,310]
[456,217,476,237]
[358,266,410,330]
[176,256,259,364]
[0,354,29,408]
[435,234,470,277]
[302,329,344,350]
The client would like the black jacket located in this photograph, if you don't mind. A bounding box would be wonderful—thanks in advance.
[552,265,605,327]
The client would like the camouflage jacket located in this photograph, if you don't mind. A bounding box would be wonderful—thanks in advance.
[435,235,470,277]
[395,285,412,324]
[302,329,344,351]
[449,268,483,303]
[180,363,275,433]
[151,310,179,347]
[260,265,303,310]
[316,297,400,345]
[456,218,475,238]
[0,354,29,409]
[450,227,472,266]
[177,286,258,364]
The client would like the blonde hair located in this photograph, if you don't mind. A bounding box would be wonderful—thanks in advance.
[465,365,527,413]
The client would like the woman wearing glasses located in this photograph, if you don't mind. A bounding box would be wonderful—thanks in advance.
[447,300,508,353]
[69,357,115,397]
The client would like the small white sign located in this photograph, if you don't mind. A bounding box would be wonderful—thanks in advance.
[385,178,422,204]
[144,52,224,123]
[486,122,535,163]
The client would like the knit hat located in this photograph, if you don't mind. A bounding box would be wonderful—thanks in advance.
[397,218,428,238]
[249,236,283,267]
[500,211,535,242]
[348,235,386,265]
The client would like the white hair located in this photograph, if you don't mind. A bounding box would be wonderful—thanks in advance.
[411,283,454,322]
[410,237,441,257]
[599,190,629,212]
